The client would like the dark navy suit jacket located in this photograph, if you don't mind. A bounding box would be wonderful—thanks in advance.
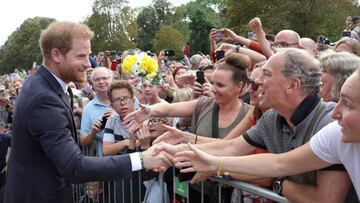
[5,66,133,203]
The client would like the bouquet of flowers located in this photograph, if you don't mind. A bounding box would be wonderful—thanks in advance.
[121,51,162,85]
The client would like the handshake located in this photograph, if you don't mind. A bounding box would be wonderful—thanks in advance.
[140,142,175,172]
[141,142,217,184]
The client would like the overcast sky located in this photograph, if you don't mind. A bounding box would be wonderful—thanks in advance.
[0,0,191,46]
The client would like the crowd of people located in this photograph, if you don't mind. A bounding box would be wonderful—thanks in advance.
[1,15,360,203]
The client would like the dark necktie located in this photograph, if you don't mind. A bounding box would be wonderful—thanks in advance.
[66,87,79,144]
[67,87,74,110]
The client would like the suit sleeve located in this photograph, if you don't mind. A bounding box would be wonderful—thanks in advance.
[26,93,132,183]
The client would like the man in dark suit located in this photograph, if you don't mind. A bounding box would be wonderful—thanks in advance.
[5,21,173,203]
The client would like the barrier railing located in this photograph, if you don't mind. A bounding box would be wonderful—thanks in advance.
[72,142,288,203]
[210,176,289,203]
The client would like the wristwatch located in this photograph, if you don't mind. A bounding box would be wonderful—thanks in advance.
[273,178,285,196]
[235,45,241,53]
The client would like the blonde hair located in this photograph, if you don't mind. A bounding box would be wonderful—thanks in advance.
[334,37,360,57]
[172,88,192,103]
[320,52,360,101]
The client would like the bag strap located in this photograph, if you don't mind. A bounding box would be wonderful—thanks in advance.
[302,102,326,143]
[212,104,220,138]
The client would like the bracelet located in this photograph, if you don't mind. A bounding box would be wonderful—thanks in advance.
[139,152,144,169]
[223,171,231,180]
[217,157,222,176]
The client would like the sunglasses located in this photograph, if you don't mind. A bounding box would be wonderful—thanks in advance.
[249,80,259,91]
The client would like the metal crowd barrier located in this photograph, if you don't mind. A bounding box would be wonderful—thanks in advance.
[72,141,288,203]
[210,177,289,203]
[72,142,166,203]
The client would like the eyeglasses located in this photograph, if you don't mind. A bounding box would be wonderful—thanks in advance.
[272,42,299,48]
[93,76,111,82]
[112,96,132,104]
[148,117,167,126]
[249,80,259,91]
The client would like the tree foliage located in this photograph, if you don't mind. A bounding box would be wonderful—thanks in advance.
[136,0,173,51]
[0,17,54,74]
[153,25,186,59]
[85,0,137,54]
[185,1,223,55]
[225,0,360,41]
[2,0,360,73]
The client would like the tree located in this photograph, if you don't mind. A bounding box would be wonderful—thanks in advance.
[136,7,158,51]
[0,17,55,74]
[185,1,223,55]
[153,25,186,59]
[225,0,360,41]
[85,0,137,54]
[136,0,173,51]
[172,6,191,43]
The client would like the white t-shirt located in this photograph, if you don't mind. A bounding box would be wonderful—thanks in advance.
[310,121,360,199]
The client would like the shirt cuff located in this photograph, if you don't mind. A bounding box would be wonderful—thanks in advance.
[129,152,143,171]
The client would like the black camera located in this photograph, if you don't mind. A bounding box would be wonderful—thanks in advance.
[351,16,360,23]
[342,30,352,37]
[164,49,175,57]
[318,35,330,45]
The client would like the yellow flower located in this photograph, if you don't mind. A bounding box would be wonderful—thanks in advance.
[139,55,158,78]
[121,55,138,74]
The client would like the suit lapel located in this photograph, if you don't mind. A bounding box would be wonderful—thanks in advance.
[37,66,72,110]
[37,66,79,144]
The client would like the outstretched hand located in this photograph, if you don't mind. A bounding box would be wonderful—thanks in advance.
[152,141,183,158]
[221,28,239,43]
[123,103,150,125]
[153,124,186,145]
[175,143,218,178]
[142,144,175,172]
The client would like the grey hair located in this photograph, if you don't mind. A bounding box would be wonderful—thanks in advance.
[189,54,203,65]
[90,67,113,82]
[319,52,360,101]
[334,37,360,57]
[281,48,321,95]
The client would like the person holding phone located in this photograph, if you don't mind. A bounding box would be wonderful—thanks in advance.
[124,52,253,202]
[344,16,360,42]
[80,67,114,156]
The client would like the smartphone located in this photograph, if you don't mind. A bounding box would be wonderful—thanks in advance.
[164,49,175,57]
[196,70,205,85]
[215,50,225,61]
[247,32,254,39]
[100,115,109,129]
[176,168,196,182]
[216,30,224,40]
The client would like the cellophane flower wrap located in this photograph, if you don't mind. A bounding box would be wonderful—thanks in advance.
[121,52,162,84]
